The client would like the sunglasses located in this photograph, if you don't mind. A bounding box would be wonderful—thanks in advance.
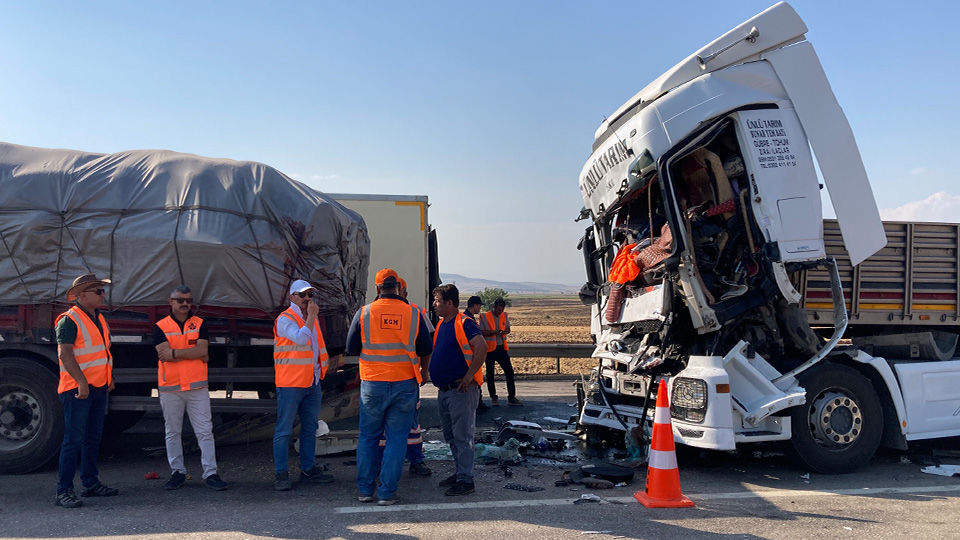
[85,288,105,296]
[172,298,194,304]
[297,291,316,299]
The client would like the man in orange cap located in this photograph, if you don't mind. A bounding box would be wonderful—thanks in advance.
[346,268,432,505]
[54,273,119,508]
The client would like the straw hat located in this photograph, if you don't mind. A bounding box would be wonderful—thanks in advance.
[66,273,112,302]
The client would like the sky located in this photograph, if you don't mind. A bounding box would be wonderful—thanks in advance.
[1,1,957,285]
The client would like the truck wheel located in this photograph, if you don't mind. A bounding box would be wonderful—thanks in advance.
[0,357,64,474]
[783,363,883,474]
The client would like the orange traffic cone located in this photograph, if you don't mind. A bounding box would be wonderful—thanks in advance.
[634,378,694,508]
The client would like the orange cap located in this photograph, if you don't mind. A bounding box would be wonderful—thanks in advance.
[375,268,399,286]
[398,278,407,289]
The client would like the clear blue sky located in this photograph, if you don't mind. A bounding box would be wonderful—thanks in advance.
[2,1,956,285]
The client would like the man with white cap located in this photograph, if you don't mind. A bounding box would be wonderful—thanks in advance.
[54,273,119,508]
[272,279,334,491]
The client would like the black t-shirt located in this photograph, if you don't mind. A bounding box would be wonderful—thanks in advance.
[152,311,210,346]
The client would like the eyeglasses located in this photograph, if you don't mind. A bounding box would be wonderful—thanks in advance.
[172,298,194,304]
[85,288,105,296]
[297,291,316,299]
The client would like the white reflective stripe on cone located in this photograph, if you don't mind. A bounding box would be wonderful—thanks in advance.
[648,448,678,470]
[654,405,671,425]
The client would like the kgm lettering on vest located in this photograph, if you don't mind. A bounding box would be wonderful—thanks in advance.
[379,314,403,330]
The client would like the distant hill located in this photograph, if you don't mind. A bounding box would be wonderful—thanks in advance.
[440,273,580,295]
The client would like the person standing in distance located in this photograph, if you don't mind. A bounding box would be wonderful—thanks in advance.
[54,273,119,508]
[431,284,487,496]
[464,296,489,412]
[346,269,432,505]
[154,285,227,491]
[480,298,522,406]
[272,279,334,491]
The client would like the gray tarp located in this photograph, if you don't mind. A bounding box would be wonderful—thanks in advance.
[0,142,369,315]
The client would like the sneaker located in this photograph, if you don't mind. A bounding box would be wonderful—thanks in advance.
[409,462,432,477]
[204,474,227,491]
[80,482,119,497]
[445,481,476,496]
[508,397,523,407]
[55,490,83,508]
[274,471,292,491]
[377,494,401,506]
[490,397,499,407]
[165,472,186,491]
[477,401,490,412]
[300,465,335,484]
[438,474,458,487]
[357,492,376,503]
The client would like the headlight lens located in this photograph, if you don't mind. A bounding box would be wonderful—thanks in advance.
[671,377,708,424]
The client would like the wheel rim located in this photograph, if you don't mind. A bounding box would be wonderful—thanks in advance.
[808,390,863,448]
[0,387,43,451]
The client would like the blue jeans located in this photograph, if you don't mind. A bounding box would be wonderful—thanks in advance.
[273,382,322,474]
[57,385,108,495]
[356,378,418,499]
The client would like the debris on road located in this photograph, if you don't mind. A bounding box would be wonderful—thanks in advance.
[503,483,544,492]
[921,465,960,477]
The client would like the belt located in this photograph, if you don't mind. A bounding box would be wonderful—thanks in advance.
[436,381,460,392]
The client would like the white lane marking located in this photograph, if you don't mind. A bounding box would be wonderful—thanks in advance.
[333,485,960,514]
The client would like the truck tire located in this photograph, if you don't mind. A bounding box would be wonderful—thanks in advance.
[783,362,883,474]
[0,357,64,474]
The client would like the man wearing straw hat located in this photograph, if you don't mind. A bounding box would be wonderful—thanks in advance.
[54,273,119,508]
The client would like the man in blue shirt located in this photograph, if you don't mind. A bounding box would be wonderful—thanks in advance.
[430,284,487,496]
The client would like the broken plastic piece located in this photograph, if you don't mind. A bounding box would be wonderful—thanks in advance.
[921,465,960,477]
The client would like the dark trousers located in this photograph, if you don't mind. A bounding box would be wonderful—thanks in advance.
[485,347,516,399]
[57,385,108,494]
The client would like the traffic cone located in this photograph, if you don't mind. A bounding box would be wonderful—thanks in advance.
[634,378,694,508]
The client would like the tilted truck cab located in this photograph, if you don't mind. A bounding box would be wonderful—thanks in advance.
[576,2,960,473]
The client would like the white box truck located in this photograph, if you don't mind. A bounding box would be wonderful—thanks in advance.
[329,194,440,313]
[574,2,960,474]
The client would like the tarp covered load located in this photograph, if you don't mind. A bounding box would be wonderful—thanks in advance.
[0,142,370,316]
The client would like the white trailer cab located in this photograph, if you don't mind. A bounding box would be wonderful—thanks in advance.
[329,194,439,311]
[575,2,960,474]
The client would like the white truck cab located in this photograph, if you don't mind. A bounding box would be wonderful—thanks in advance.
[576,2,960,473]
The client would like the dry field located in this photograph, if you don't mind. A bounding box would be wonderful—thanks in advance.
[482,295,597,376]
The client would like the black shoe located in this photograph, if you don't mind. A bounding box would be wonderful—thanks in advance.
[508,397,523,407]
[275,471,292,491]
[165,472,186,490]
[300,465,335,484]
[477,401,490,412]
[438,474,458,487]
[204,474,227,491]
[80,482,119,497]
[409,462,432,476]
[445,481,475,496]
[490,397,499,407]
[55,490,83,508]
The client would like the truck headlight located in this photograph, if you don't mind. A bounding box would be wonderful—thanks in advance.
[671,377,707,424]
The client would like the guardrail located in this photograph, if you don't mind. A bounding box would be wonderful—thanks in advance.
[508,343,595,374]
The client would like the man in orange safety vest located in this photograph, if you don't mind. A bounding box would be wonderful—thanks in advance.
[54,273,119,508]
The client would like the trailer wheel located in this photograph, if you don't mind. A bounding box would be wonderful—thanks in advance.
[0,357,64,474]
[783,363,883,474]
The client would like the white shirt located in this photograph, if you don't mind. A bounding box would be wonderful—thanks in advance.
[276,303,322,384]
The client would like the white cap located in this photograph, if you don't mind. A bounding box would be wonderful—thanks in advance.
[289,279,314,295]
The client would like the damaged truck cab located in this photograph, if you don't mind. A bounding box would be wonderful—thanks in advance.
[576,2,960,473]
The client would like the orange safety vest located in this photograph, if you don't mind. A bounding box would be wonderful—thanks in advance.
[359,298,421,383]
[156,315,209,393]
[56,306,112,393]
[481,311,510,352]
[273,307,329,388]
[434,313,484,387]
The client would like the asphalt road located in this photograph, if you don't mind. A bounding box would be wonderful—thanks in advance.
[2,379,959,540]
